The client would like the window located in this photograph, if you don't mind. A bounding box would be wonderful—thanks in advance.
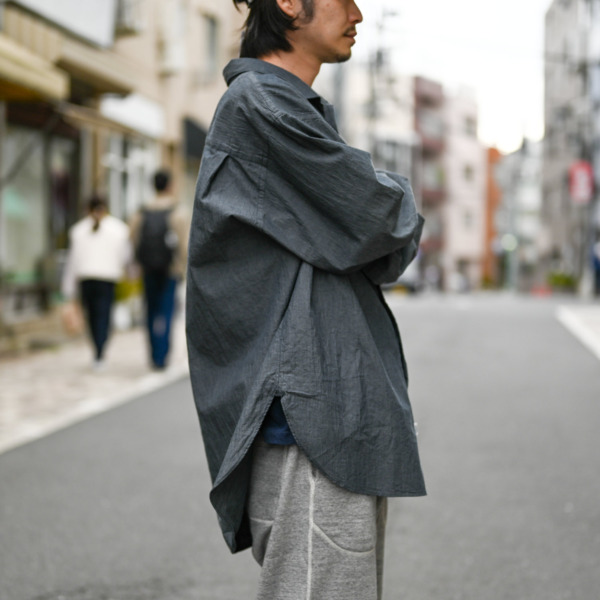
[158,0,187,75]
[193,14,220,85]
[1,125,50,321]
[103,134,159,221]
[464,164,474,181]
[204,15,219,81]
[116,0,145,35]
[464,210,473,229]
[464,116,477,137]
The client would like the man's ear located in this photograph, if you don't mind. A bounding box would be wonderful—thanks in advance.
[275,0,299,19]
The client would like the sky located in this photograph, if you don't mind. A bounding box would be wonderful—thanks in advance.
[353,0,554,153]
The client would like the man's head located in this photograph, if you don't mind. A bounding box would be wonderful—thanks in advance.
[234,0,362,65]
[153,169,172,194]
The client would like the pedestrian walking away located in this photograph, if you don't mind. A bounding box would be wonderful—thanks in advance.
[186,1,427,599]
[593,240,600,296]
[61,195,131,370]
[131,169,189,370]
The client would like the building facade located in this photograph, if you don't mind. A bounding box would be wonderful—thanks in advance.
[543,0,600,291]
[496,140,545,292]
[316,55,417,192]
[318,68,488,292]
[442,88,486,292]
[414,76,446,289]
[0,0,242,352]
[482,147,503,288]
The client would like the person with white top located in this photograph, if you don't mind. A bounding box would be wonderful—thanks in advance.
[62,195,131,369]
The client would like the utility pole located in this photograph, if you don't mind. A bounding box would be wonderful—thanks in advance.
[366,7,399,165]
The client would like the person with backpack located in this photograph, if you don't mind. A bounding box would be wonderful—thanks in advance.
[131,169,189,370]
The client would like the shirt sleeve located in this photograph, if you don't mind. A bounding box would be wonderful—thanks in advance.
[361,172,425,285]
[241,75,423,274]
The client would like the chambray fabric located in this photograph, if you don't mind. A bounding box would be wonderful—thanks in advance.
[186,58,426,553]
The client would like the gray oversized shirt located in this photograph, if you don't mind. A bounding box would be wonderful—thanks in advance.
[186,58,426,553]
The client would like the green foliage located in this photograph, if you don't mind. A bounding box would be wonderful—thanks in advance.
[547,271,577,291]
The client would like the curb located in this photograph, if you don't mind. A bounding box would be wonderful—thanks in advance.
[0,364,189,456]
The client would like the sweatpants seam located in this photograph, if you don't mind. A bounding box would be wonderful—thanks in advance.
[312,522,377,556]
[306,466,316,600]
[249,516,274,525]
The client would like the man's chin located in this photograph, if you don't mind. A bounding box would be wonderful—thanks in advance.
[325,51,352,65]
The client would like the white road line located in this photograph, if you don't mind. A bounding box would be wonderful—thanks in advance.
[556,306,600,363]
[0,364,189,456]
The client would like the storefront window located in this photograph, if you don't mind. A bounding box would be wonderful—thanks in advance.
[1,126,47,286]
[0,125,49,321]
[104,133,159,220]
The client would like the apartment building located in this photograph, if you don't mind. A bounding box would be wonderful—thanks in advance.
[414,76,446,288]
[442,89,486,291]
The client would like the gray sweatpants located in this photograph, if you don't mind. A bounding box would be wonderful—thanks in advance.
[247,438,387,600]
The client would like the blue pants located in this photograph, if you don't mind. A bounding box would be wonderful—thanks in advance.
[143,273,177,368]
[79,279,116,361]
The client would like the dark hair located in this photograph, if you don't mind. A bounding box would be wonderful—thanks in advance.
[233,0,314,58]
[153,169,171,193]
[88,194,107,233]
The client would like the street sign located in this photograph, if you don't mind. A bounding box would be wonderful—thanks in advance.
[569,161,594,205]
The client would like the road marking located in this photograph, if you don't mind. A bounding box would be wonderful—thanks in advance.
[556,306,600,363]
[0,364,189,456]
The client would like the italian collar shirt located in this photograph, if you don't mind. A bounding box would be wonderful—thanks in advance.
[186,58,426,553]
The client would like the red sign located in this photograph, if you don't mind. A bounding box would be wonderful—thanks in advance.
[569,161,594,205]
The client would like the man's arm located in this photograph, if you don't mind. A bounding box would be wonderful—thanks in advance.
[202,73,423,275]
[361,172,424,285]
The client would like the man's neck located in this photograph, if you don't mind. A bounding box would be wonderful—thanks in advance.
[260,51,321,88]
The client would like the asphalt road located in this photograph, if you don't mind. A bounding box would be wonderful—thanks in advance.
[1,294,599,600]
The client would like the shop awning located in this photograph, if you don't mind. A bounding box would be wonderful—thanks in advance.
[59,102,149,138]
[184,117,207,159]
[0,34,68,101]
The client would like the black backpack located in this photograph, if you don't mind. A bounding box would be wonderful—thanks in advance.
[136,208,177,274]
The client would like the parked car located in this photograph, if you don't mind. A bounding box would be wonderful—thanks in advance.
[381,259,423,294]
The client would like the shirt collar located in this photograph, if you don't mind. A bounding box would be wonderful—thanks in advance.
[223,58,338,131]
[223,58,321,101]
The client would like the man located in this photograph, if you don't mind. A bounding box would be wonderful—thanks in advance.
[594,240,600,296]
[131,169,188,369]
[186,1,426,598]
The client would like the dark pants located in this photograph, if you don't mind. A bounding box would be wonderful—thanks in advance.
[79,279,116,361]
[143,273,177,368]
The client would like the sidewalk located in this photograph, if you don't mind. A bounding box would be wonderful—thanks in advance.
[0,317,189,455]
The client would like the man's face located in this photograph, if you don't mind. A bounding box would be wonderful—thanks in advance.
[292,0,363,65]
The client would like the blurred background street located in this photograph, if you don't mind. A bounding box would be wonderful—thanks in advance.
[2,0,600,599]
[1,293,600,600]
